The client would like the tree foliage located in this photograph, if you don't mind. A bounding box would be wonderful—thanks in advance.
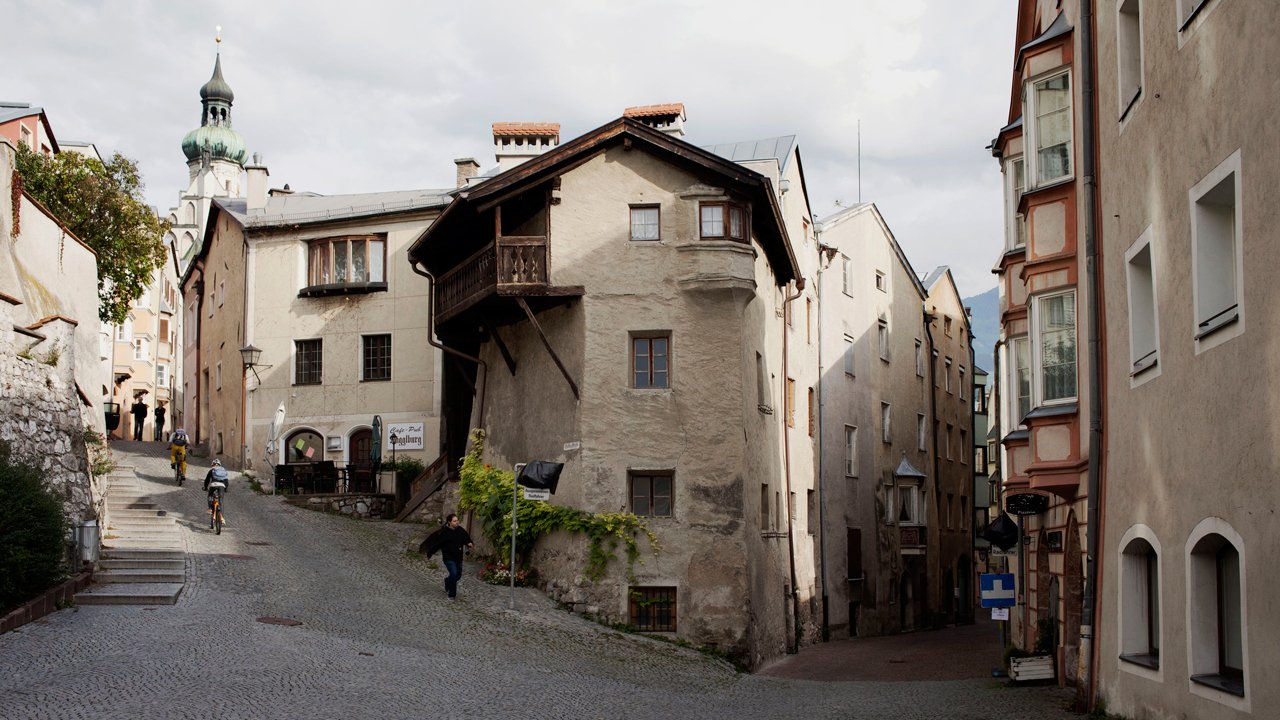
[0,442,68,613]
[15,144,169,325]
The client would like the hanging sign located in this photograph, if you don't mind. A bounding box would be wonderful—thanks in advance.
[1005,492,1050,516]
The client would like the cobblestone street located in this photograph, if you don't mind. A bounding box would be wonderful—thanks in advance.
[0,442,1080,719]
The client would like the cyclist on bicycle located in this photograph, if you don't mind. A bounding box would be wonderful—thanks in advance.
[169,428,190,470]
[204,458,229,510]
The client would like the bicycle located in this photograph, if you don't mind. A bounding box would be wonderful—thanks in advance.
[209,488,224,535]
[171,445,187,486]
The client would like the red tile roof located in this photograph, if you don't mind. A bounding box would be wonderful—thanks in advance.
[623,103,685,119]
[491,122,560,140]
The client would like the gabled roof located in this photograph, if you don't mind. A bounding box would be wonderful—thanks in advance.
[0,102,59,153]
[410,117,799,284]
[923,265,974,338]
[816,202,927,300]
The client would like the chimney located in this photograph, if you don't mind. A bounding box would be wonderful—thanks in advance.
[492,122,560,173]
[623,103,686,138]
[454,157,480,188]
[245,153,269,210]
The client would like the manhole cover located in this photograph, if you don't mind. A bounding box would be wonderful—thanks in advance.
[257,616,302,627]
[219,554,256,560]
[245,541,273,546]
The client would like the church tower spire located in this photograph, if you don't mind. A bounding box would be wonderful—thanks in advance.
[181,27,247,188]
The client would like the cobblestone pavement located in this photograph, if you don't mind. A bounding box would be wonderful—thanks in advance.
[0,441,1080,720]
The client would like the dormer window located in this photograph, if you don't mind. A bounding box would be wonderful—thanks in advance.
[700,202,748,242]
[303,235,387,297]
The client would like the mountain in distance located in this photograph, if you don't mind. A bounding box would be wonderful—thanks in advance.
[963,286,999,373]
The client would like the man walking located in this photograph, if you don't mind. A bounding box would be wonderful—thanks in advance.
[424,513,474,599]
[153,402,167,441]
[130,397,148,441]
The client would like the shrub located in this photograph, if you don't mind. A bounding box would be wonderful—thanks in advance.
[479,559,538,587]
[0,443,68,612]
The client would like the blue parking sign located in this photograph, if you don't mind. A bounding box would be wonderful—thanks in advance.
[980,573,1017,608]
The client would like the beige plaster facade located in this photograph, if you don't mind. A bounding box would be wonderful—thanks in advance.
[1094,0,1278,716]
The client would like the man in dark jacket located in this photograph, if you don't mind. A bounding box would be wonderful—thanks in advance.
[130,398,148,441]
[425,513,474,599]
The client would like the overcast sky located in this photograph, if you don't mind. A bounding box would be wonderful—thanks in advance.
[6,0,1015,297]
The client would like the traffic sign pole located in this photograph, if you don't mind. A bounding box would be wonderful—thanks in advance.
[510,463,525,610]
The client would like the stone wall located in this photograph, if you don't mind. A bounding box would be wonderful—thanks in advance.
[287,493,395,520]
[0,297,101,525]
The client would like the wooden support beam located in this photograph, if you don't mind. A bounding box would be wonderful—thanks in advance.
[486,323,518,375]
[516,297,579,400]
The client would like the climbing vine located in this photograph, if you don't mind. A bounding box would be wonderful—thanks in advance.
[458,429,659,582]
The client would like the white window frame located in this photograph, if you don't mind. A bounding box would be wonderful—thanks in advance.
[133,337,148,361]
[944,357,953,394]
[1025,69,1074,189]
[1118,525,1162,679]
[1004,154,1027,250]
[1011,336,1032,425]
[842,255,853,296]
[1189,149,1244,354]
[1185,517,1249,706]
[1031,290,1078,407]
[959,366,967,401]
[843,334,855,377]
[116,319,132,342]
[1117,0,1145,121]
[1126,226,1161,381]
[629,205,660,242]
[890,483,922,526]
[916,413,926,451]
[881,403,891,444]
[844,425,857,477]
[156,363,169,388]
[875,270,887,293]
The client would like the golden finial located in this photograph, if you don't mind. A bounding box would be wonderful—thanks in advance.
[215,26,222,46]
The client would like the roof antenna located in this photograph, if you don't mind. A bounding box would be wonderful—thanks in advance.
[857,118,862,204]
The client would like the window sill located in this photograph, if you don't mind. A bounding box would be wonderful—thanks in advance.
[1194,308,1239,342]
[298,281,388,298]
[293,381,322,387]
[1130,354,1158,377]
[359,378,391,383]
[1190,673,1244,697]
[1119,653,1159,670]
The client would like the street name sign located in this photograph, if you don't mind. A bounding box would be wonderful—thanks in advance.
[980,573,1017,608]
[522,487,550,501]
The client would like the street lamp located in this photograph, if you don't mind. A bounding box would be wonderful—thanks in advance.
[240,345,272,469]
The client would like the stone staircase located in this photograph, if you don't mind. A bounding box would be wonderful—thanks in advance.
[75,468,186,606]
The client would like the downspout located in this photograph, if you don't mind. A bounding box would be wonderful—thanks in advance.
[1079,0,1104,709]
[781,278,805,653]
[410,261,488,432]
[815,237,831,643]
[193,276,204,445]
[923,310,941,622]
[241,232,255,470]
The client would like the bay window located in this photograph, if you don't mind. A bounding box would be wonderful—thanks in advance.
[305,235,387,292]
[1028,72,1073,187]
[699,202,748,242]
[1033,291,1077,405]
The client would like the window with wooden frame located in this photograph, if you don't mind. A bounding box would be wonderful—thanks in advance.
[629,587,677,632]
[629,472,673,517]
[629,205,660,241]
[305,235,387,289]
[361,334,391,382]
[807,387,815,437]
[844,425,857,476]
[699,202,748,242]
[294,339,323,385]
[631,333,670,389]
[785,378,796,427]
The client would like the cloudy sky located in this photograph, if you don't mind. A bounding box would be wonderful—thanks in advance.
[6,0,1015,296]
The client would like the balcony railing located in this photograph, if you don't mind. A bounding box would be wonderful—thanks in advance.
[899,525,927,548]
[435,236,548,323]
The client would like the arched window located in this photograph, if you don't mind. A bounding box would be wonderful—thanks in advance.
[1119,533,1160,670]
[285,429,323,464]
[1188,523,1246,697]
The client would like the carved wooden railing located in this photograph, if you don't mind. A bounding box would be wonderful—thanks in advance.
[435,236,549,322]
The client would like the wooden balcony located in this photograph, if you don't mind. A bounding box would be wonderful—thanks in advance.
[899,525,927,551]
[435,236,560,325]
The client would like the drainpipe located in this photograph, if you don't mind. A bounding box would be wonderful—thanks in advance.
[1079,0,1104,709]
[193,277,204,445]
[923,310,941,623]
[815,236,835,642]
[410,261,488,436]
[781,278,805,653]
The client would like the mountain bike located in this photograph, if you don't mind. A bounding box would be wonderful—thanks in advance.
[172,447,186,486]
[209,487,224,535]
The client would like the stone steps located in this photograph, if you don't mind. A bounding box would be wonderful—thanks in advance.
[98,558,185,570]
[102,549,184,561]
[74,582,184,606]
[94,569,185,584]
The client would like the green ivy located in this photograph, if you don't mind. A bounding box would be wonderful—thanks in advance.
[457,430,659,582]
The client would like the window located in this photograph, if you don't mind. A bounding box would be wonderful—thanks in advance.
[806,298,813,344]
[881,403,891,443]
[1028,72,1073,186]
[945,424,953,460]
[959,366,966,400]
[1120,536,1160,670]
[136,286,150,309]
[960,430,967,464]
[158,318,170,344]
[133,338,148,361]
[630,205,660,241]
[1012,336,1032,422]
[1190,151,1243,347]
[632,334,670,389]
[878,316,889,361]
[1177,0,1213,30]
[846,528,864,581]
[890,483,921,525]
[946,494,954,529]
[844,426,857,476]
[699,203,747,242]
[630,472,673,517]
[215,361,222,390]
[1005,156,1027,250]
[20,125,32,149]
[807,490,816,535]
[843,335,855,376]
[842,256,853,295]
[1188,528,1245,696]
[362,334,391,382]
[295,339,323,385]
[1126,228,1159,375]
[761,484,770,528]
[756,352,771,411]
[786,378,796,427]
[933,350,940,387]
[960,496,968,530]
[629,587,676,632]
[944,317,953,337]
[915,339,924,377]
[945,357,953,394]
[875,270,886,292]
[116,319,132,342]
[156,363,169,387]
[807,387,815,437]
[1117,0,1144,118]
[917,414,926,451]
[1033,291,1077,405]
[307,235,386,287]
